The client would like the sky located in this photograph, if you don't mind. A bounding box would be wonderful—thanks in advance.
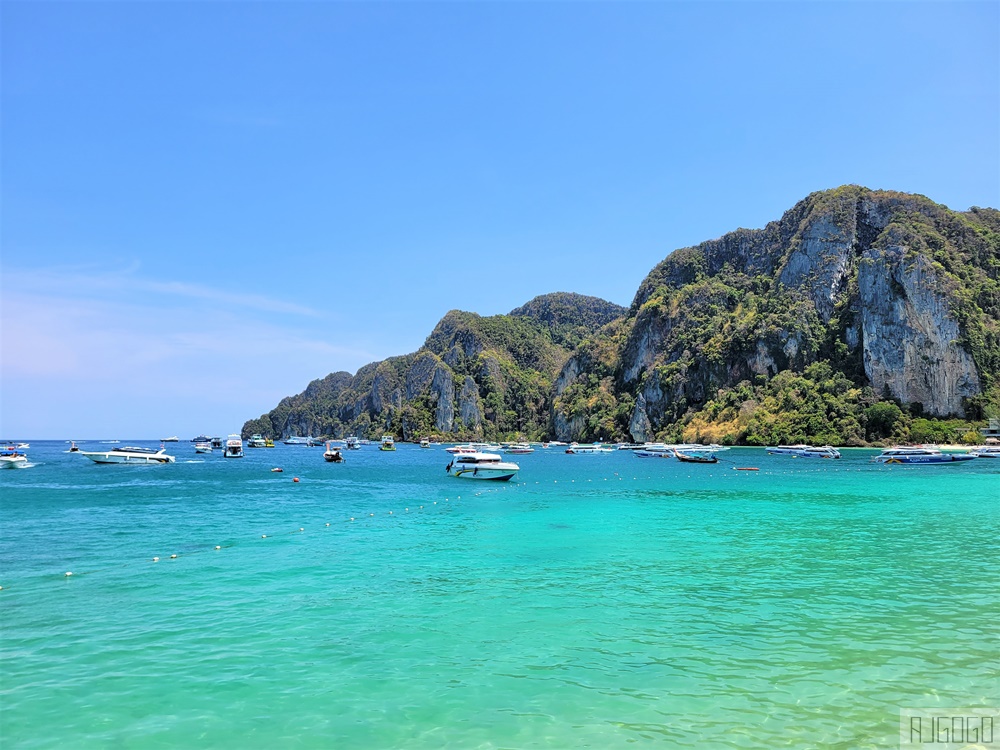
[2,1,998,440]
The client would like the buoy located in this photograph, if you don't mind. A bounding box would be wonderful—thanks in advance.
[350,518,355,522]
[271,467,283,472]
[261,534,267,538]
[389,511,393,514]
[170,554,177,559]
[65,572,73,577]
[152,557,159,562]
[293,477,300,483]
[215,546,221,550]
[325,522,330,527]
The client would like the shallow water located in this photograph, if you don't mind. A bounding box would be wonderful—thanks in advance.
[1,442,997,748]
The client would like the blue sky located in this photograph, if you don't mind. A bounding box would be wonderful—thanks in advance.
[2,1,998,440]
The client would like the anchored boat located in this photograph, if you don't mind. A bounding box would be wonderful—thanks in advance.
[446,452,519,481]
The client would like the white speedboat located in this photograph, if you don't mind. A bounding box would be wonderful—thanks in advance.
[78,446,175,464]
[967,445,1000,458]
[565,443,614,454]
[194,441,213,454]
[380,435,396,451]
[160,436,179,442]
[283,436,312,445]
[766,444,841,459]
[504,443,535,454]
[420,438,431,448]
[872,446,976,465]
[446,452,519,481]
[1,446,29,468]
[223,434,244,458]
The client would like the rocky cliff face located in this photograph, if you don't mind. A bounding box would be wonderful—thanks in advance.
[246,187,999,443]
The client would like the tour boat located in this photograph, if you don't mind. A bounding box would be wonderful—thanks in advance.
[78,445,175,464]
[323,441,344,463]
[446,452,519,481]
[380,435,396,451]
[503,443,535,454]
[223,434,244,458]
[283,436,312,446]
[247,434,267,448]
[565,443,614,454]
[871,446,976,465]
[0,446,29,468]
[194,441,213,454]
[345,436,361,450]
[766,444,841,459]
[160,436,179,442]
[967,445,1000,458]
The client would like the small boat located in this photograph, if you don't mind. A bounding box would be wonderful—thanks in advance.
[283,436,313,446]
[872,446,976,465]
[345,436,361,450]
[446,452,519,481]
[68,441,80,452]
[674,449,718,464]
[160,436,179,442]
[211,437,224,449]
[967,445,1000,458]
[565,443,613,454]
[16,442,30,449]
[271,467,283,473]
[223,434,244,458]
[264,438,275,448]
[420,438,431,448]
[766,444,841,459]
[194,441,213,454]
[78,445,175,464]
[380,435,396,451]
[0,446,29,468]
[323,441,345,463]
[504,443,535,454]
[247,434,267,448]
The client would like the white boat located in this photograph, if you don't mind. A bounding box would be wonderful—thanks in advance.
[420,438,431,448]
[78,445,175,464]
[345,436,361,450]
[967,445,1000,458]
[380,435,396,451]
[504,443,535,454]
[16,442,30,449]
[446,452,519,481]
[323,441,344,463]
[283,436,313,446]
[160,436,179,442]
[565,443,614,454]
[1,446,29,468]
[194,441,213,454]
[224,434,244,458]
[871,446,976,465]
[766,444,841,459]
[247,434,267,448]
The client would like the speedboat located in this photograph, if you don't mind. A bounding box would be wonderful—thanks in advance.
[967,445,1000,458]
[872,446,976,465]
[419,438,431,448]
[323,441,344,463]
[380,435,396,451]
[223,434,244,458]
[345,436,361,450]
[160,436,179,442]
[283,436,312,446]
[766,444,841,459]
[78,446,175,464]
[565,443,614,454]
[247,434,267,448]
[0,446,29,468]
[194,441,213,454]
[446,452,519,481]
[504,443,535,454]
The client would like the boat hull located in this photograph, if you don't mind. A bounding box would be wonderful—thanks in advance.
[0,456,29,468]
[873,454,977,465]
[451,467,518,480]
[79,451,174,464]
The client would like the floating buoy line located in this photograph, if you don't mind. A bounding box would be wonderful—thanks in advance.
[0,463,880,592]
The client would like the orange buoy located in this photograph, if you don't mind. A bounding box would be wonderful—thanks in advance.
[293,477,300,483]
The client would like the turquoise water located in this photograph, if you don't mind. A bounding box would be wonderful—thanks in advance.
[1,442,997,749]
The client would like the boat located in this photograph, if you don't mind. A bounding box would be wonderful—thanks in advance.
[264,437,275,448]
[190,435,210,443]
[223,434,244,458]
[160,436,179,442]
[247,434,267,448]
[345,436,361,450]
[967,445,1000,458]
[0,446,29,468]
[766,444,841,459]
[380,435,396,451]
[565,443,614,454]
[871,446,977,465]
[446,452,519,481]
[16,442,30,449]
[78,445,175,464]
[68,441,80,452]
[504,443,535,454]
[211,437,224,449]
[420,438,431,448]
[283,435,312,445]
[194,441,213,454]
[674,449,719,464]
[323,441,345,463]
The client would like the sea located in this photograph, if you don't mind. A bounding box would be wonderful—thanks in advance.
[1,441,997,749]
